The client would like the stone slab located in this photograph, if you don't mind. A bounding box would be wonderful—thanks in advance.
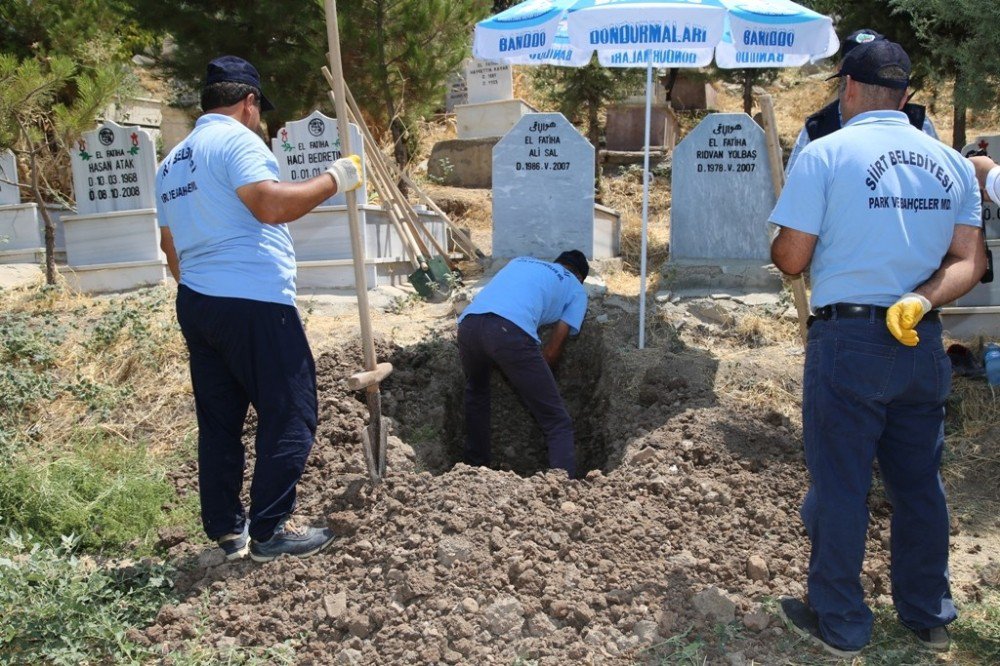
[62,209,163,267]
[664,260,783,291]
[670,113,777,263]
[70,121,157,216]
[492,113,595,260]
[429,137,501,188]
[60,259,168,294]
[0,150,18,205]
[940,307,1000,339]
[605,104,672,152]
[271,111,367,207]
[0,203,67,255]
[464,59,513,105]
[594,205,621,260]
[456,100,534,141]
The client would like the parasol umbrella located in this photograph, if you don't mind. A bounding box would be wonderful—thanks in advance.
[474,0,838,348]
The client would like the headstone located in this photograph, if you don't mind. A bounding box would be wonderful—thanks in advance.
[0,150,18,206]
[966,136,1000,238]
[492,113,594,259]
[671,113,776,261]
[271,111,366,207]
[445,72,468,113]
[70,121,157,216]
[464,59,514,105]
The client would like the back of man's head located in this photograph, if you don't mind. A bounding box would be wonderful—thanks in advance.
[830,40,910,111]
[555,250,589,281]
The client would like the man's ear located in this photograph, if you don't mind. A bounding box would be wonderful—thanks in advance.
[897,89,908,111]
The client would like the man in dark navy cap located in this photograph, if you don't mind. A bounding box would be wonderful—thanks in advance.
[770,39,986,658]
[457,250,590,478]
[785,29,938,174]
[157,56,365,563]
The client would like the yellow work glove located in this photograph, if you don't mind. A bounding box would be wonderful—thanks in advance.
[886,292,932,346]
[326,154,364,193]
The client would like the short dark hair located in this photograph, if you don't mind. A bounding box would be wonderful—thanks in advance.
[555,249,589,280]
[200,81,261,113]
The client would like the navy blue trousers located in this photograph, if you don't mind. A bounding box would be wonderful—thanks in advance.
[802,315,956,650]
[176,285,318,543]
[457,313,576,477]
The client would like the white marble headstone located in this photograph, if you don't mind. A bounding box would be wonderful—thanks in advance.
[492,113,595,259]
[464,59,514,105]
[0,150,19,205]
[445,72,468,113]
[671,113,776,261]
[70,121,157,216]
[271,111,366,207]
[966,136,1000,238]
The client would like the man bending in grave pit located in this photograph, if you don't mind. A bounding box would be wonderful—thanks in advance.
[456,251,590,479]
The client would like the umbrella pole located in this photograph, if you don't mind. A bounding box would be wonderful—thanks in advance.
[638,59,653,349]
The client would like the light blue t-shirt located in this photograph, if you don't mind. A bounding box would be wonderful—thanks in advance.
[156,114,296,306]
[785,108,939,176]
[770,110,981,309]
[458,257,588,342]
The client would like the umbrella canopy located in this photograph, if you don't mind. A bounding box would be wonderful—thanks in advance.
[475,0,838,68]
[473,0,838,348]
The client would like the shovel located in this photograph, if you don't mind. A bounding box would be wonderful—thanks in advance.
[324,0,389,482]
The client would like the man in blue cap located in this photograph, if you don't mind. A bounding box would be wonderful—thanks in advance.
[770,40,987,657]
[157,56,365,563]
[457,251,589,478]
[785,29,938,175]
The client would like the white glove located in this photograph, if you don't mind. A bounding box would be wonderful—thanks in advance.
[326,155,364,194]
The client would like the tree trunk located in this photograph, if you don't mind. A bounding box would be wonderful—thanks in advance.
[588,98,601,200]
[742,71,754,116]
[952,71,967,150]
[663,68,679,103]
[29,149,56,285]
[953,104,967,151]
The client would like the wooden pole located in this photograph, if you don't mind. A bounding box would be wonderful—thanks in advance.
[324,0,388,482]
[759,94,810,346]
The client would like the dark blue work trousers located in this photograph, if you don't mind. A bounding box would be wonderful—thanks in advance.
[176,285,318,543]
[802,315,956,651]
[457,313,576,477]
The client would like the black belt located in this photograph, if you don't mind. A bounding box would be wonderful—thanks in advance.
[808,303,940,327]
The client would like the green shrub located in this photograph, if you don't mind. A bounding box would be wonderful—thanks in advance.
[0,532,174,665]
[0,431,173,551]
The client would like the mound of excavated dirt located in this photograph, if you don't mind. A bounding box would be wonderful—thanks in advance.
[150,312,902,664]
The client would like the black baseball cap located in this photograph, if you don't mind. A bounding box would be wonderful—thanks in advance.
[205,56,275,111]
[827,39,911,90]
[842,29,883,57]
[555,250,589,280]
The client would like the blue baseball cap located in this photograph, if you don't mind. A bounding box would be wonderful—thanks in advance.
[205,56,275,111]
[828,39,911,90]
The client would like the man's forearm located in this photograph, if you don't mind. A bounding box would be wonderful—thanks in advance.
[915,253,987,308]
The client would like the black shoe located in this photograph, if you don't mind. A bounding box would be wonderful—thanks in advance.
[779,597,862,659]
[216,524,249,561]
[909,625,950,651]
[249,517,336,563]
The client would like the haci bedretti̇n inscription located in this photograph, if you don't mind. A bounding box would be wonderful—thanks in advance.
[671,113,776,262]
[271,110,366,207]
[70,121,157,216]
[492,113,594,259]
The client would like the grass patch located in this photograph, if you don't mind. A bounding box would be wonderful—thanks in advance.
[0,429,173,552]
[0,532,175,665]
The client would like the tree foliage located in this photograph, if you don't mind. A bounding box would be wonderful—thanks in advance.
[0,54,129,283]
[127,0,491,168]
